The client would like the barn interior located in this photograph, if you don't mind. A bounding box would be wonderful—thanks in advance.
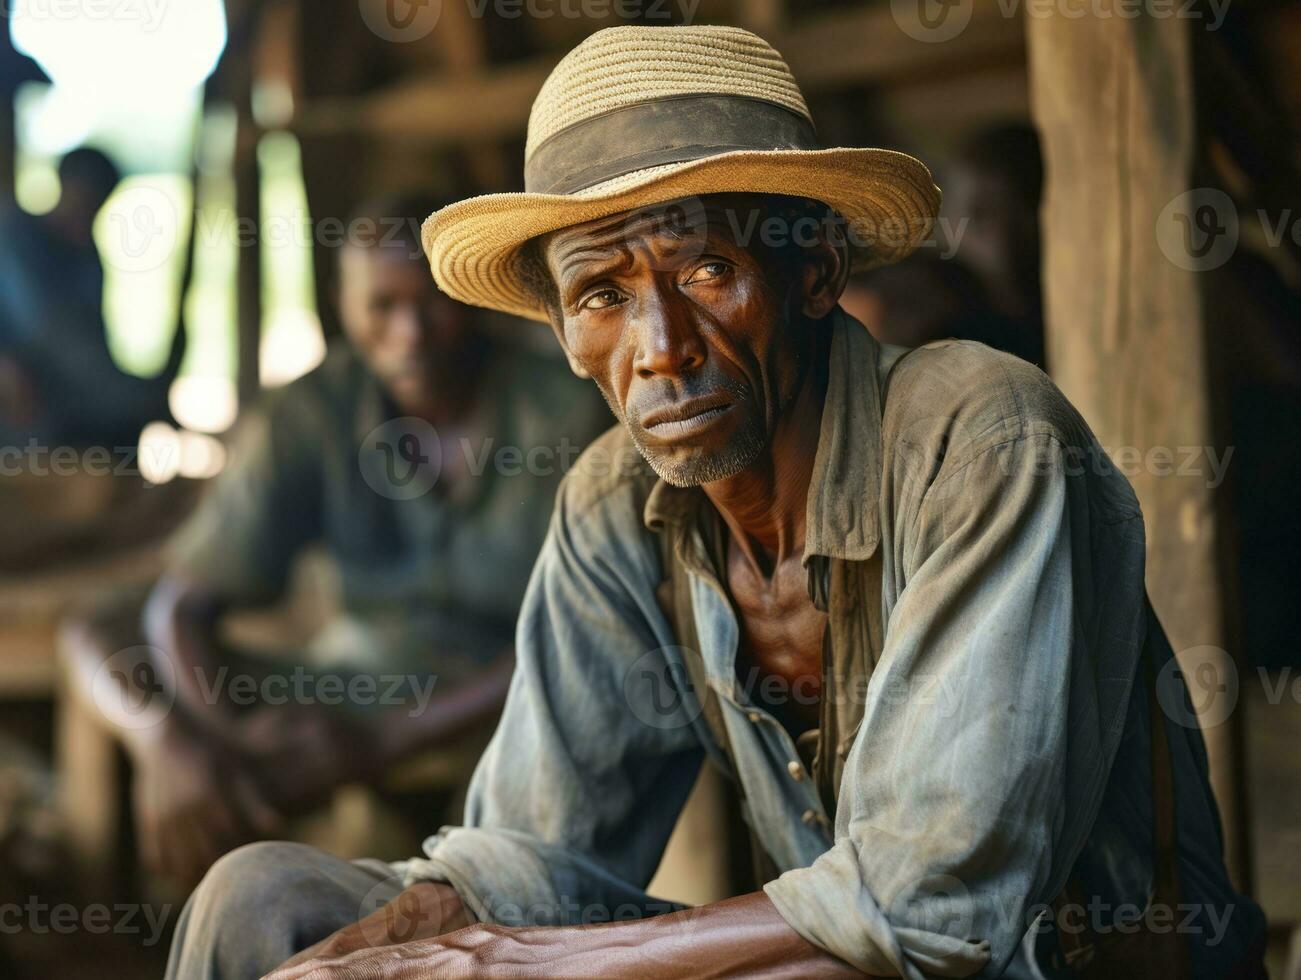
[0,0,1299,975]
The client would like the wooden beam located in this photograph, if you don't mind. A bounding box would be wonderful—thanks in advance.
[778,0,1022,91]
[426,0,511,188]
[292,2,1024,144]
[1028,0,1245,885]
[735,0,784,36]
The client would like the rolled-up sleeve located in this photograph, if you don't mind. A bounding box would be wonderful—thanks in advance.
[399,473,706,926]
[765,432,1144,978]
[167,393,321,603]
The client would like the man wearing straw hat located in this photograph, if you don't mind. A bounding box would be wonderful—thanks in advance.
[171,25,1264,980]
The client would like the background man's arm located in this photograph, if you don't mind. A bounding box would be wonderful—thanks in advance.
[365,647,516,766]
[60,574,281,886]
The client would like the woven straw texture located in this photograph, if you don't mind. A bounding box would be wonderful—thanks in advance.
[526,25,810,159]
[424,26,942,323]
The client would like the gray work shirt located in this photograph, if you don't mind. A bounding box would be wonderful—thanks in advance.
[399,310,1264,977]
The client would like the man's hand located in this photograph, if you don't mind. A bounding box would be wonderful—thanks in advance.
[267,881,473,977]
[235,704,371,811]
[264,929,503,980]
[131,717,281,887]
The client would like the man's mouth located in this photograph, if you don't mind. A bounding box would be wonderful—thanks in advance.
[641,396,734,440]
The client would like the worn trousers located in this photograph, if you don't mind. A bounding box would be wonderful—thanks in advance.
[164,841,403,980]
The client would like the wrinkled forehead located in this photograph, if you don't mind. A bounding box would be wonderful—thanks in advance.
[541,193,777,265]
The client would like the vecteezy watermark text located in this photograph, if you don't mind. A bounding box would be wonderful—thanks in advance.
[358,0,700,43]
[892,0,1230,45]
[4,0,170,31]
[0,897,173,946]
[0,440,171,481]
[93,646,440,730]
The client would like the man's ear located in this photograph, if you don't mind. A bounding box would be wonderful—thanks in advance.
[800,226,851,320]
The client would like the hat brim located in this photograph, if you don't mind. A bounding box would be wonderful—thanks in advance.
[422,146,941,323]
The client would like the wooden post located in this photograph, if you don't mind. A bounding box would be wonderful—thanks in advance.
[1027,8,1244,882]
[233,55,263,400]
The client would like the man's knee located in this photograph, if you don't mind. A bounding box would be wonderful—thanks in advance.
[190,841,317,923]
[169,842,341,980]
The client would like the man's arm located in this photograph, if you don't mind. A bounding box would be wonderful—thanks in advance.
[365,648,515,767]
[758,425,1146,976]
[268,422,1145,978]
[64,392,322,884]
[141,572,234,733]
[231,649,516,812]
[60,583,281,887]
[266,891,863,979]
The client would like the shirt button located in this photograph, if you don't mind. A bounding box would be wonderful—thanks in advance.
[787,761,805,781]
[747,712,761,724]
[801,809,817,824]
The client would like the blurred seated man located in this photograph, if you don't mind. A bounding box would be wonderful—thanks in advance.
[60,194,610,887]
[0,147,182,448]
[839,251,1043,367]
[941,122,1046,368]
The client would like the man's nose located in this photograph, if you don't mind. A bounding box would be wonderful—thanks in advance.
[632,291,706,380]
[388,303,425,350]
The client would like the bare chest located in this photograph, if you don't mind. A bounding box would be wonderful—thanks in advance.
[725,544,827,731]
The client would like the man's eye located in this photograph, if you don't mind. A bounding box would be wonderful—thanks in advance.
[684,261,731,285]
[579,288,624,311]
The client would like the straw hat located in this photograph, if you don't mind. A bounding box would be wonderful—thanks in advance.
[421,25,941,323]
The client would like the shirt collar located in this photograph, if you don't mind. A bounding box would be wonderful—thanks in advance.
[644,307,887,565]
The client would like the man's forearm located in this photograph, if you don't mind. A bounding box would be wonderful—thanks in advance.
[268,890,865,979]
[141,574,232,735]
[471,891,863,979]
[367,648,515,767]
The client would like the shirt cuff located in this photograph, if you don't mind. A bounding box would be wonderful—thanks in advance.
[392,827,562,927]
[763,838,991,979]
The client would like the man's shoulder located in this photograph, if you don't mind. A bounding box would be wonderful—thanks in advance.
[555,423,659,531]
[255,344,364,427]
[884,339,1087,456]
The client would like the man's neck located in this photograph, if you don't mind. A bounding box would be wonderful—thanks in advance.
[701,337,828,579]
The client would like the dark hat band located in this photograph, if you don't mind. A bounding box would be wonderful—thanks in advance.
[524,93,819,196]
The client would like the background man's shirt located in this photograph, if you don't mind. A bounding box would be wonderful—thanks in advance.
[0,206,176,447]
[397,311,1264,978]
[168,341,610,682]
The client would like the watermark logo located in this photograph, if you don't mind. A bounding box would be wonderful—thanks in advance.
[888,874,976,940]
[1156,188,1239,272]
[621,196,710,274]
[892,0,973,43]
[357,875,438,948]
[101,183,178,273]
[91,645,176,731]
[623,646,706,730]
[358,0,442,42]
[1156,647,1238,730]
[359,417,443,500]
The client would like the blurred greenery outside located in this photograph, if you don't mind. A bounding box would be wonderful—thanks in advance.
[11,79,323,441]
